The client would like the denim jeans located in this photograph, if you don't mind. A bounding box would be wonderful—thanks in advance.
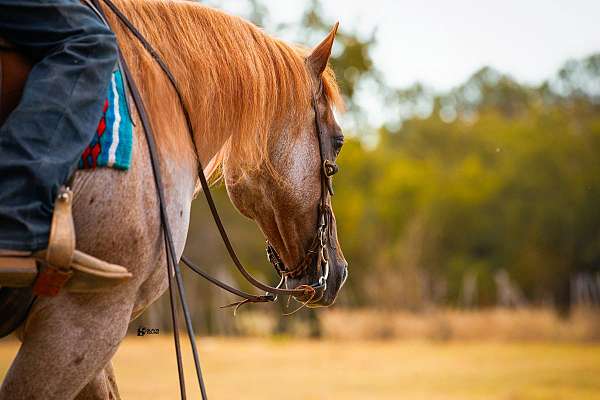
[0,0,118,251]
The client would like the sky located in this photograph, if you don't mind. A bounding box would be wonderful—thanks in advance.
[214,0,600,92]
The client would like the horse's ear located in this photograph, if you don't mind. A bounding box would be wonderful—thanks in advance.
[306,22,339,77]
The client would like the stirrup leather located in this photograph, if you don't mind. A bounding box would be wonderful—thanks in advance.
[32,186,76,296]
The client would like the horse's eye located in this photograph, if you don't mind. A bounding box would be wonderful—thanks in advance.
[333,135,344,155]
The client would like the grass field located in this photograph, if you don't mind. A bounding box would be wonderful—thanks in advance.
[1,336,600,399]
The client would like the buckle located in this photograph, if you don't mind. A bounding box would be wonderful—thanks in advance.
[323,160,338,177]
[266,242,286,275]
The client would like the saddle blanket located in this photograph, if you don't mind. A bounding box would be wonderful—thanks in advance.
[79,69,133,170]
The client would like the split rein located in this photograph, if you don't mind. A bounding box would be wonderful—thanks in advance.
[96,0,327,306]
[90,0,333,399]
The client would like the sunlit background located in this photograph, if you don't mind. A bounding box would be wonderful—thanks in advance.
[3,1,600,399]
[143,0,600,327]
[136,1,600,398]
[134,2,600,398]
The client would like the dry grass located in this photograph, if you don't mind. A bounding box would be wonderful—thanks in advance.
[1,336,600,399]
[319,307,600,341]
[1,309,599,399]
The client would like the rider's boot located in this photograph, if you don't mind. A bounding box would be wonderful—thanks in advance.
[0,186,131,296]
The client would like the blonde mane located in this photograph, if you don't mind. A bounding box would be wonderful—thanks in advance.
[104,0,342,181]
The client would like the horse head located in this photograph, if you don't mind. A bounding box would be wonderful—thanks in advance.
[222,24,348,306]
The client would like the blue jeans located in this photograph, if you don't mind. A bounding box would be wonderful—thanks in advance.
[0,0,118,251]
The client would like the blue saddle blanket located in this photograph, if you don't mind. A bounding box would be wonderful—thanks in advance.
[79,69,133,170]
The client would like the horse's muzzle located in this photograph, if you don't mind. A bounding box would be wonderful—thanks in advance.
[288,260,348,307]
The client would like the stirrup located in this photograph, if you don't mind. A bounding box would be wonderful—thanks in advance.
[0,186,132,296]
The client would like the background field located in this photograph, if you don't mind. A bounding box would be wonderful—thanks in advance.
[2,308,600,399]
[2,335,600,400]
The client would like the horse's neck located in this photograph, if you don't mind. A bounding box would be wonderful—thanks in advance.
[105,0,296,173]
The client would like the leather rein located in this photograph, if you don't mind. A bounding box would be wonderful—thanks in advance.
[90,1,338,398]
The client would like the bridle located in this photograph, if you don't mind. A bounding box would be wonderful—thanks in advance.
[181,92,338,306]
[90,0,340,398]
[179,87,339,305]
[265,95,339,296]
[94,0,339,301]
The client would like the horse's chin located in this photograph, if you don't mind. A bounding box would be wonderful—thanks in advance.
[287,263,348,308]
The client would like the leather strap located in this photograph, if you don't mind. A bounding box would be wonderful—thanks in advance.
[45,187,75,269]
[0,257,37,287]
[32,186,76,297]
[117,56,199,399]
[98,0,313,298]
[91,1,201,398]
[93,1,331,398]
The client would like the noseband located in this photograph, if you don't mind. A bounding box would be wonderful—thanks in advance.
[265,96,338,294]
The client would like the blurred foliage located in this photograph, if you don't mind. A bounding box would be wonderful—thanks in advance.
[338,55,600,310]
[203,0,382,119]
[158,2,600,334]
[297,0,380,103]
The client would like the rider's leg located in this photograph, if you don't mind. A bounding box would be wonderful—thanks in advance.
[0,0,118,252]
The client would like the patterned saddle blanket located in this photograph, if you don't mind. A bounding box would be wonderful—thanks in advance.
[79,69,133,170]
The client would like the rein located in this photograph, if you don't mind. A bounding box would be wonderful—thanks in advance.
[91,0,337,398]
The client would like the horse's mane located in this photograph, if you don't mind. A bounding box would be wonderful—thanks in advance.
[106,0,342,181]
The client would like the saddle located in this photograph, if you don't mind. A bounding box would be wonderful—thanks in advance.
[0,40,132,297]
[0,38,27,124]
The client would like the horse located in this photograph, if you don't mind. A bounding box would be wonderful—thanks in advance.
[0,0,347,398]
